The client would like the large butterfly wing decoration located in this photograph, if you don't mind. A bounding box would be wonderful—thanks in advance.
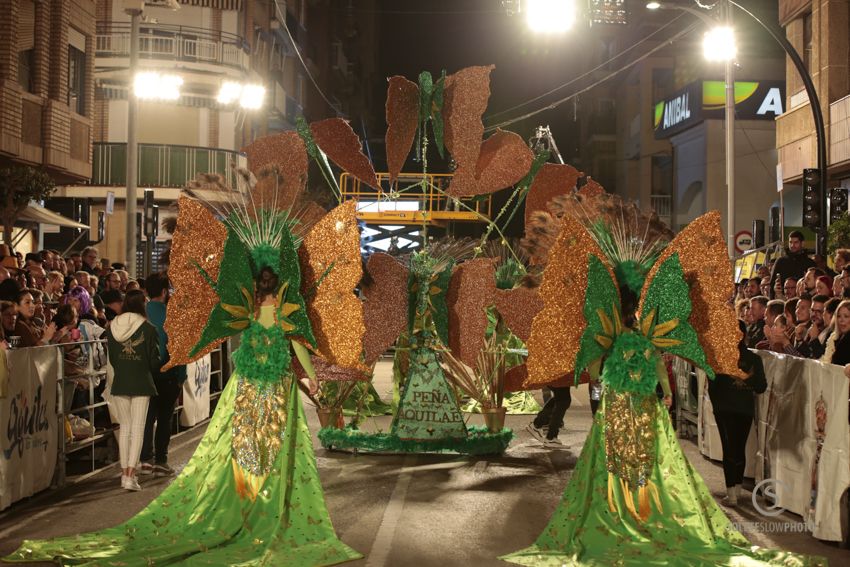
[163,197,233,369]
[525,214,619,386]
[297,200,366,371]
[637,211,741,378]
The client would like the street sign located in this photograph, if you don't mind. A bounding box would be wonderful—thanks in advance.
[735,230,753,254]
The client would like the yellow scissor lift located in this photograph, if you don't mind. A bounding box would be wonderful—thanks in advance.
[340,172,492,226]
[340,172,493,252]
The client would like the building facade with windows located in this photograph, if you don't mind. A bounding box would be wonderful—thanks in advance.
[0,0,96,185]
[776,0,850,230]
[51,0,379,270]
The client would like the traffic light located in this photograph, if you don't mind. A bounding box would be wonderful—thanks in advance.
[802,168,822,231]
[829,186,849,224]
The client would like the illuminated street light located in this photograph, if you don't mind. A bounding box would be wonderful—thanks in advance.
[134,71,183,100]
[646,1,661,9]
[239,84,266,109]
[703,26,737,62]
[525,0,575,33]
[216,82,266,109]
[217,81,243,104]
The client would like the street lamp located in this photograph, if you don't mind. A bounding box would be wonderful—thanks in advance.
[525,0,576,33]
[648,0,829,256]
[648,1,737,258]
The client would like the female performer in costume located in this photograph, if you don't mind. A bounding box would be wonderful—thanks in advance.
[502,206,823,566]
[6,186,363,565]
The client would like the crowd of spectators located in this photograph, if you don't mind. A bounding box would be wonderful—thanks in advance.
[0,245,141,349]
[735,232,850,372]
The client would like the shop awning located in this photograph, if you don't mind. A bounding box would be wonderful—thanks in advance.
[18,203,90,230]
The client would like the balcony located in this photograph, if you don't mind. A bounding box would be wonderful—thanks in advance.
[830,94,850,166]
[650,194,672,227]
[91,143,247,189]
[95,22,249,72]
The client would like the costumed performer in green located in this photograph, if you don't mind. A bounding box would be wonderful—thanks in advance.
[5,187,364,566]
[501,207,824,567]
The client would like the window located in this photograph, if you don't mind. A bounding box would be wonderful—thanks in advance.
[17,0,35,92]
[68,46,86,115]
[803,12,813,74]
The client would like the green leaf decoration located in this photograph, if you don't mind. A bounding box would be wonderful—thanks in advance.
[574,254,621,385]
[431,70,446,158]
[190,228,255,356]
[279,230,316,348]
[640,253,713,378]
[418,71,434,126]
[296,116,319,160]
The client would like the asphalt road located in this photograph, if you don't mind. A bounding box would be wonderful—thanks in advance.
[0,362,846,566]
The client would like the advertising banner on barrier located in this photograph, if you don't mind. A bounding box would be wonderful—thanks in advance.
[698,351,850,541]
[0,348,59,511]
[180,355,211,427]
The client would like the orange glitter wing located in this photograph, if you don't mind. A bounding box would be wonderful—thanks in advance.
[524,214,614,386]
[638,211,741,377]
[385,75,420,186]
[310,118,378,190]
[297,201,366,371]
[446,258,497,367]
[162,197,228,370]
[362,253,409,366]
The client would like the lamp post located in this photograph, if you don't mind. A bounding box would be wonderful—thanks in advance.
[649,0,829,256]
[125,5,142,278]
[647,1,738,258]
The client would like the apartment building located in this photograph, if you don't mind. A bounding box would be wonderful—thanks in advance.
[47,0,379,269]
[776,0,850,228]
[0,0,97,252]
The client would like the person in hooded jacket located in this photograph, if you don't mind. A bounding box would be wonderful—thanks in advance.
[106,289,160,491]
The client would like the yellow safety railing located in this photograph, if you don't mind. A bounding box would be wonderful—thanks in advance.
[340,172,492,225]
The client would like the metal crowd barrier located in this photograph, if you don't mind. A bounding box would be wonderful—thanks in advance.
[48,338,230,488]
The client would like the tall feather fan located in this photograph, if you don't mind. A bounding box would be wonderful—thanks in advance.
[521,190,674,275]
[181,165,326,247]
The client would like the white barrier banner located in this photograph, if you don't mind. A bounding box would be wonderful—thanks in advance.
[0,348,59,511]
[699,350,850,541]
[180,355,210,427]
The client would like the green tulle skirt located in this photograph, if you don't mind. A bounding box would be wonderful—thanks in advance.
[5,374,361,567]
[501,393,826,567]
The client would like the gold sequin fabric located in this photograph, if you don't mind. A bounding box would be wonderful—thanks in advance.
[385,75,420,186]
[232,377,288,477]
[362,252,409,365]
[163,197,228,369]
[604,390,658,487]
[447,258,497,367]
[524,163,581,228]
[310,118,378,189]
[494,288,543,343]
[241,132,308,211]
[297,201,366,370]
[525,215,613,385]
[639,211,741,377]
[443,65,493,196]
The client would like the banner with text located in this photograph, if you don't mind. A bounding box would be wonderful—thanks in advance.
[180,355,211,427]
[0,348,59,511]
[699,351,850,541]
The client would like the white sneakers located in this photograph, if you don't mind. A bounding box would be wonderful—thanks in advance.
[121,474,142,491]
[721,484,740,507]
[527,422,566,449]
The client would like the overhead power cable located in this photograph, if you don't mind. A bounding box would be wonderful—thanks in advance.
[484,23,699,133]
[485,13,687,123]
[272,0,343,117]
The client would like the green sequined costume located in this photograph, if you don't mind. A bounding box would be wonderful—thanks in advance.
[5,305,361,567]
[503,237,824,565]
